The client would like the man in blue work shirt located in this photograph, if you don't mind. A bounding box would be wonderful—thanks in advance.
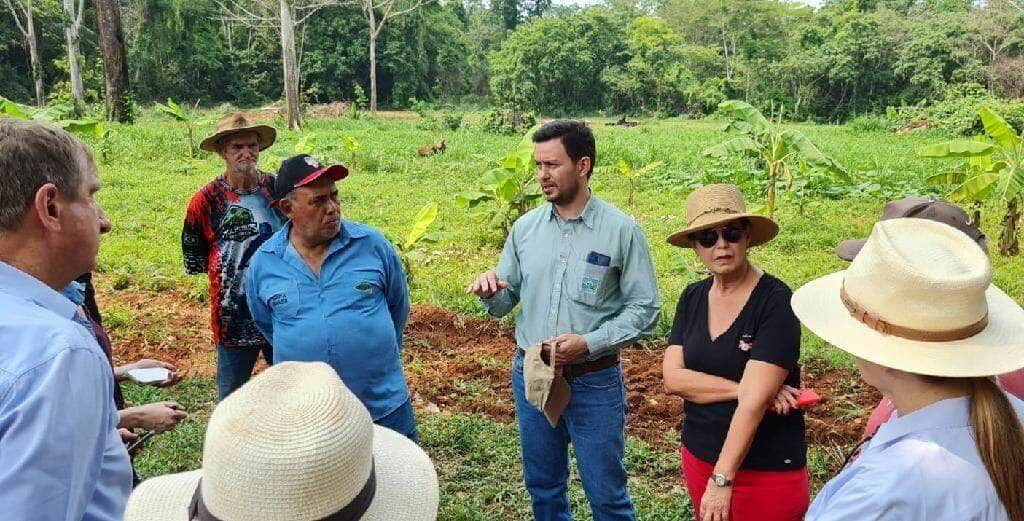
[468,120,660,521]
[0,118,133,520]
[246,154,417,442]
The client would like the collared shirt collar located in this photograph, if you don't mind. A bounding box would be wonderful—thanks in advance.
[546,191,599,229]
[263,220,370,256]
[0,261,78,320]
[870,396,971,448]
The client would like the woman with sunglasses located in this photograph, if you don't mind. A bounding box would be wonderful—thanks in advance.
[662,184,808,521]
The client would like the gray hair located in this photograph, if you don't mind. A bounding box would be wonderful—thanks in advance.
[0,118,93,231]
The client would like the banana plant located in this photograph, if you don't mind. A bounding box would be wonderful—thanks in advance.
[920,107,1024,256]
[391,202,440,285]
[702,100,847,218]
[342,135,363,166]
[617,158,664,208]
[1,95,105,139]
[455,125,543,239]
[155,98,200,158]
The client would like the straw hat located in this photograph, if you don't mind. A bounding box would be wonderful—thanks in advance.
[124,362,439,521]
[666,184,778,248]
[792,218,1024,378]
[199,112,276,152]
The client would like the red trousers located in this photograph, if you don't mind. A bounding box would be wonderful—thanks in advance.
[681,446,809,521]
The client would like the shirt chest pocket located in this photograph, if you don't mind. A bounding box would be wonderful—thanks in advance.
[266,283,303,320]
[324,276,384,313]
[570,256,617,307]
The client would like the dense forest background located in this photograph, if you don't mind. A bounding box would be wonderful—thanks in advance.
[2,0,1022,121]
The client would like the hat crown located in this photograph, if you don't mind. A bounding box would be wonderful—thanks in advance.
[685,184,748,226]
[214,112,256,134]
[844,218,992,333]
[201,362,374,520]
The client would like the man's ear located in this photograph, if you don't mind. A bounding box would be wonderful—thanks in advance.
[278,197,293,219]
[33,183,63,232]
[577,156,592,178]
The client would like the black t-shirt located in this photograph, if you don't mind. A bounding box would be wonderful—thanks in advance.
[668,273,807,470]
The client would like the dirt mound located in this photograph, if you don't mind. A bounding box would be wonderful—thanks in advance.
[97,283,878,455]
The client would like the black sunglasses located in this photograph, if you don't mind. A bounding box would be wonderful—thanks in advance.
[690,225,745,248]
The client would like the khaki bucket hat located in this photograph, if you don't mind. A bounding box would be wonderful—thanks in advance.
[792,218,1024,378]
[666,184,779,248]
[124,362,439,521]
[199,112,276,152]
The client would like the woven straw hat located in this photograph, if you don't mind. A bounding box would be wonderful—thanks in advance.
[124,362,439,521]
[200,112,276,152]
[666,184,778,248]
[792,218,1024,377]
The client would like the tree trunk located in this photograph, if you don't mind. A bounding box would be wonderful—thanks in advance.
[94,0,131,121]
[999,196,1021,256]
[279,0,301,130]
[369,30,378,114]
[23,1,43,107]
[62,0,83,105]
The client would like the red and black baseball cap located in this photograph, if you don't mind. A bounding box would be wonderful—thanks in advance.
[836,197,988,261]
[271,154,349,204]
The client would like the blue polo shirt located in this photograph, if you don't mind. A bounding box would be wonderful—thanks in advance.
[245,221,411,419]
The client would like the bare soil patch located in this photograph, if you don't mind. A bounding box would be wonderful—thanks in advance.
[97,284,878,452]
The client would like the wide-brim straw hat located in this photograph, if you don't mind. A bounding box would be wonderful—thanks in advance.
[124,362,439,521]
[199,112,276,152]
[792,218,1024,378]
[666,184,778,248]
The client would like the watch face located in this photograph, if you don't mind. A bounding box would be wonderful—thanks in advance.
[713,474,729,486]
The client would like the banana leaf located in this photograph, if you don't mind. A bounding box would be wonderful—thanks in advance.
[980,107,1021,150]
[403,202,439,251]
[918,139,996,158]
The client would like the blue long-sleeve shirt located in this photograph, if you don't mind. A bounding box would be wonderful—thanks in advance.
[0,261,132,521]
[246,221,411,420]
[482,195,661,359]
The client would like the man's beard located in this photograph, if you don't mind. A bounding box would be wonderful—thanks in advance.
[232,160,258,176]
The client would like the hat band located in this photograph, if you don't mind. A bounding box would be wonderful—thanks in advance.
[839,283,988,342]
[188,461,377,521]
[687,207,740,227]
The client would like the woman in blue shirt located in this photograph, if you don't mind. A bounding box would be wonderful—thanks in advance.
[793,218,1024,521]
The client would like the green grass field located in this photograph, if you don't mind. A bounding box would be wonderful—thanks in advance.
[97,111,1023,520]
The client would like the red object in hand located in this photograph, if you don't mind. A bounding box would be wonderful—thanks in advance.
[795,388,821,409]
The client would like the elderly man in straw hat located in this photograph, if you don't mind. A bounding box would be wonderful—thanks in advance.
[124,361,439,520]
[793,218,1024,520]
[182,112,284,400]
[467,120,660,520]
[0,118,132,519]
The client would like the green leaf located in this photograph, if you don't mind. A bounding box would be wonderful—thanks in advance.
[295,133,317,154]
[781,130,847,177]
[918,140,997,158]
[59,120,105,139]
[617,159,632,179]
[718,100,770,135]
[342,135,362,152]
[403,202,439,251]
[157,98,188,121]
[454,191,490,208]
[948,171,998,202]
[990,166,1024,203]
[0,96,32,119]
[925,170,967,187]
[702,136,760,158]
[979,107,1021,150]
[494,173,519,202]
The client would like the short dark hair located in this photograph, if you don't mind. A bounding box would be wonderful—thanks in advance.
[0,118,92,231]
[532,120,596,177]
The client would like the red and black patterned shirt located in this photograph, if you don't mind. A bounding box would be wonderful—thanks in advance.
[181,173,284,347]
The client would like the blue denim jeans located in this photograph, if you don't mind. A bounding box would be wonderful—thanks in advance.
[374,399,420,444]
[512,352,635,521]
[216,343,273,400]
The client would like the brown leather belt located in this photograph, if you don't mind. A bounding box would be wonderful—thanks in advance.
[537,346,619,378]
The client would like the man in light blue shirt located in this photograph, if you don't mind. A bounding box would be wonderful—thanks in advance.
[468,120,660,521]
[0,119,132,520]
[246,155,416,442]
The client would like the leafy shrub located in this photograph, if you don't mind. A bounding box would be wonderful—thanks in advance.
[847,114,889,132]
[441,112,463,131]
[479,108,536,135]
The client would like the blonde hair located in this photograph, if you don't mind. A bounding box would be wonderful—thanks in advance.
[968,377,1024,521]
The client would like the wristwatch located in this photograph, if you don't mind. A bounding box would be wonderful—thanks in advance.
[711,473,733,487]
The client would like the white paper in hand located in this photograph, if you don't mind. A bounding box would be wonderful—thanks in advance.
[128,367,170,384]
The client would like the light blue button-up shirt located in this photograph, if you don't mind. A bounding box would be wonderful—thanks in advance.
[0,261,133,521]
[808,395,1024,521]
[246,220,410,420]
[482,195,660,360]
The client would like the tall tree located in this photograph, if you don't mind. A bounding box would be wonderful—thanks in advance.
[3,0,43,106]
[61,0,84,105]
[356,0,427,113]
[217,0,339,130]
[94,0,131,121]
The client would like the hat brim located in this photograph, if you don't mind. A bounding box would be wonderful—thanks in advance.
[666,213,779,248]
[124,426,438,521]
[792,270,1024,378]
[835,238,866,261]
[200,125,277,152]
